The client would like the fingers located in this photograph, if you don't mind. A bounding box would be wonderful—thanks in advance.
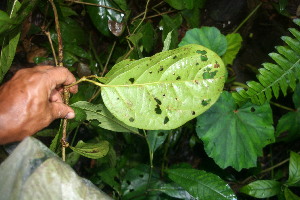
[50,102,75,119]
[36,65,78,94]
[49,89,63,102]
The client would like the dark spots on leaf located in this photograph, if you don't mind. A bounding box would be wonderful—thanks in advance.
[173,55,177,59]
[129,78,135,84]
[251,107,255,112]
[175,97,178,101]
[126,180,131,185]
[202,70,218,79]
[163,94,166,97]
[117,98,119,100]
[201,55,208,61]
[176,76,181,80]
[194,80,199,84]
[192,111,196,115]
[234,110,238,113]
[164,116,169,124]
[201,99,211,106]
[158,132,165,136]
[139,174,144,178]
[159,66,164,72]
[154,97,162,105]
[129,189,134,192]
[129,117,135,122]
[155,105,162,114]
[214,62,220,68]
[196,62,199,65]
[149,71,152,74]
[196,50,207,55]
[172,72,176,75]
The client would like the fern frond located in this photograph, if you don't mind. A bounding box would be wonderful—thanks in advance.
[232,19,300,105]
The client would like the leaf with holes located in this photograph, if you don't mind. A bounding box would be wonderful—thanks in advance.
[196,92,274,170]
[101,44,226,130]
[70,140,109,159]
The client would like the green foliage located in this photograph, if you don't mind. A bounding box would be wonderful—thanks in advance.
[85,0,125,37]
[70,140,109,159]
[196,92,274,170]
[276,83,300,141]
[101,44,226,130]
[232,19,300,105]
[240,180,281,198]
[166,168,236,200]
[179,27,227,56]
[222,33,243,66]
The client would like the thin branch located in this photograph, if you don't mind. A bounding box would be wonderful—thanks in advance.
[132,0,151,34]
[64,0,124,13]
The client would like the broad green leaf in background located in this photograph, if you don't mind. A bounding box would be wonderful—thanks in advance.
[166,168,236,200]
[179,27,227,56]
[287,151,300,186]
[140,22,156,53]
[85,0,125,37]
[101,44,226,130]
[159,183,196,200]
[276,83,300,141]
[50,17,87,46]
[196,92,274,170]
[180,0,205,28]
[284,188,300,200]
[121,165,162,200]
[71,101,139,133]
[160,14,182,50]
[240,180,281,198]
[222,33,243,66]
[70,140,109,159]
[146,130,170,153]
[112,0,128,11]
[0,11,12,30]
[98,168,121,194]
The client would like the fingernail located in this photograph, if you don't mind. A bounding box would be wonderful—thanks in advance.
[65,112,75,119]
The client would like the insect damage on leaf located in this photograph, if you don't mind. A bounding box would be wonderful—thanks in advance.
[101,44,226,130]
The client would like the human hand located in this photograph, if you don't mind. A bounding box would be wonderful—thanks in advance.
[0,66,78,144]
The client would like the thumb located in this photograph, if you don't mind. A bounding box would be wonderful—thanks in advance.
[51,102,75,119]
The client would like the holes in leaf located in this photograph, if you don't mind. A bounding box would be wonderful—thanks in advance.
[173,55,177,59]
[126,180,131,185]
[129,78,135,84]
[129,189,134,192]
[159,66,164,72]
[162,94,166,97]
[202,70,217,79]
[192,111,196,115]
[129,117,135,122]
[164,116,169,124]
[155,105,162,114]
[201,99,211,106]
[201,55,208,61]
[154,97,162,105]
[176,76,181,80]
[251,107,255,112]
[196,50,207,55]
[214,62,220,68]
[196,62,199,65]
[139,174,144,178]
[149,71,152,74]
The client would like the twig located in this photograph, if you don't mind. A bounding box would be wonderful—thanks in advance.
[49,0,69,161]
[270,101,295,112]
[132,0,151,34]
[44,30,58,66]
[101,41,116,76]
[64,0,124,13]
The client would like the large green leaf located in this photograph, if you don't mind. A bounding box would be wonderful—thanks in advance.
[159,183,196,199]
[70,140,109,159]
[196,92,274,170]
[166,168,236,200]
[179,27,227,56]
[71,101,139,133]
[85,0,124,37]
[101,44,226,130]
[240,180,281,198]
[287,151,300,186]
[222,33,243,66]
